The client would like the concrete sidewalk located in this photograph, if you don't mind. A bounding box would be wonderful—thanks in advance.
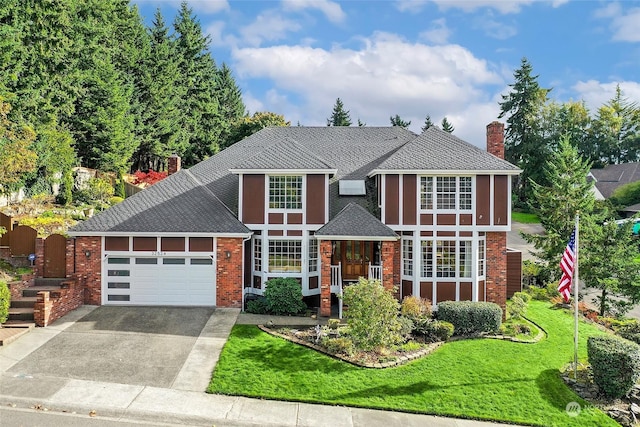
[0,307,517,427]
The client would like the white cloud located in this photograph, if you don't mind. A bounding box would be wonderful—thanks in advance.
[232,32,503,147]
[133,0,229,14]
[593,2,621,19]
[240,10,303,47]
[419,18,452,44]
[395,0,429,13]
[396,0,569,15]
[473,15,517,39]
[282,0,346,23]
[594,3,640,42]
[573,80,640,111]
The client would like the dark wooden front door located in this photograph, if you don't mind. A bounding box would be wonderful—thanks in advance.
[334,241,373,281]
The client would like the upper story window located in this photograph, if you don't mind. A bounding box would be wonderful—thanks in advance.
[420,176,472,211]
[269,176,302,209]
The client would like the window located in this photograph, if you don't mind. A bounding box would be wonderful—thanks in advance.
[135,258,157,264]
[420,177,433,209]
[268,240,302,273]
[190,258,213,265]
[163,258,185,265]
[420,240,433,278]
[459,240,472,278]
[253,237,262,272]
[269,176,302,209]
[478,239,485,277]
[420,176,473,211]
[402,238,413,276]
[436,240,456,278]
[308,237,318,273]
[108,258,130,264]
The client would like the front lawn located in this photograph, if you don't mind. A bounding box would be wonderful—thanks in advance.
[512,211,541,223]
[209,301,615,426]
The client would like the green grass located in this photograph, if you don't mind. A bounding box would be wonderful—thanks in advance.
[512,212,541,224]
[209,301,615,426]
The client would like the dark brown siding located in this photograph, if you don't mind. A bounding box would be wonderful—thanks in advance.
[436,282,456,303]
[420,282,433,301]
[288,213,303,224]
[385,175,399,225]
[161,237,185,251]
[479,280,485,301]
[460,231,473,237]
[436,214,456,225]
[105,237,128,251]
[189,237,213,252]
[402,280,413,298]
[460,282,473,301]
[420,214,433,225]
[306,174,325,224]
[437,231,455,237]
[242,174,265,224]
[476,175,490,225]
[460,214,473,225]
[133,237,156,251]
[494,175,508,225]
[402,175,417,225]
[506,249,522,299]
[309,276,319,290]
[268,230,283,236]
[268,213,284,224]
[287,230,303,236]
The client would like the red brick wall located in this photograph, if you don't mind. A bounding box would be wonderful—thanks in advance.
[73,236,102,305]
[8,273,34,300]
[486,121,505,159]
[66,238,75,278]
[34,238,44,277]
[485,231,507,311]
[381,240,400,299]
[216,238,243,307]
[320,240,332,317]
[33,280,84,327]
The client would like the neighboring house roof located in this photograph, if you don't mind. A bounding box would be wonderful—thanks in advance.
[622,203,640,214]
[589,162,640,199]
[371,126,520,175]
[69,170,250,235]
[315,203,398,240]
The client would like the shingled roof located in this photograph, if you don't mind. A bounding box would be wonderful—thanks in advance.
[315,203,398,240]
[231,137,335,172]
[589,162,640,199]
[372,126,520,174]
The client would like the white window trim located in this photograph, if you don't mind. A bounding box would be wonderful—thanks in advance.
[419,175,474,213]
[267,175,304,211]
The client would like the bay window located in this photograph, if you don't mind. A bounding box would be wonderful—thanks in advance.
[268,240,302,273]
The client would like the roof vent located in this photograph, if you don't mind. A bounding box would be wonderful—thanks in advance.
[339,180,366,196]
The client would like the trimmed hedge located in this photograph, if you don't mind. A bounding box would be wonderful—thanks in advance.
[436,301,502,335]
[263,278,307,315]
[587,335,640,398]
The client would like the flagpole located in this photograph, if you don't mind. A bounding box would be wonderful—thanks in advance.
[574,213,580,379]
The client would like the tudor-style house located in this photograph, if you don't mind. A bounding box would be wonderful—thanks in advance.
[67,122,520,316]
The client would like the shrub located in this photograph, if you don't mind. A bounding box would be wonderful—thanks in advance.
[513,291,531,304]
[413,318,454,343]
[245,297,269,314]
[323,336,355,356]
[109,196,124,205]
[400,296,432,320]
[397,316,414,339]
[0,281,9,323]
[328,319,340,330]
[263,278,306,315]
[437,301,502,335]
[616,322,640,345]
[342,278,402,351]
[588,335,640,398]
[507,294,528,319]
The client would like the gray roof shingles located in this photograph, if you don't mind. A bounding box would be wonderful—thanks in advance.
[316,203,398,238]
[590,163,640,199]
[70,126,519,234]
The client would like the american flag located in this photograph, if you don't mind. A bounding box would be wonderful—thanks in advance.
[558,228,576,302]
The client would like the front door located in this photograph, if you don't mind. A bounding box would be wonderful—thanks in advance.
[337,241,373,281]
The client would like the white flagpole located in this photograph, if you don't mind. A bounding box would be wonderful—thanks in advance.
[574,213,580,379]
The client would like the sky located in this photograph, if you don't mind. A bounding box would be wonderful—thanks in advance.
[132,0,640,148]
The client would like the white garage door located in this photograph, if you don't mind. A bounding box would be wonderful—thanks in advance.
[104,257,216,306]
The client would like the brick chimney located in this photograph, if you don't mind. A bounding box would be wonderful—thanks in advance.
[168,154,181,175]
[486,121,505,159]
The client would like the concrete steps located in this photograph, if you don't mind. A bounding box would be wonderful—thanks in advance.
[6,278,65,324]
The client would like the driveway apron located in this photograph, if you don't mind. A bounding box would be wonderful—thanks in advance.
[6,306,216,388]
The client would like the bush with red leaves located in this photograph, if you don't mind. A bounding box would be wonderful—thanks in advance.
[132,170,167,186]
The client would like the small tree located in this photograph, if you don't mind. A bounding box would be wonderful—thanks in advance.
[341,278,401,351]
[441,117,454,133]
[421,114,433,132]
[390,114,411,128]
[326,98,352,127]
[0,281,10,324]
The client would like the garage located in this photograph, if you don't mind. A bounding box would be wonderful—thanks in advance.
[104,256,216,306]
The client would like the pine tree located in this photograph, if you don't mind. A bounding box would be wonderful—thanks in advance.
[326,98,352,126]
[441,117,454,133]
[390,114,410,128]
[225,112,290,146]
[217,63,246,150]
[421,115,433,132]
[499,57,551,205]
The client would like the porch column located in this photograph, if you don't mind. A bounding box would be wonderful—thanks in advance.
[381,240,400,299]
[320,240,332,317]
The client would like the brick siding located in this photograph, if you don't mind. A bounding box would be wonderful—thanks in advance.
[319,240,332,317]
[33,280,84,327]
[485,231,507,311]
[72,236,102,305]
[216,238,243,307]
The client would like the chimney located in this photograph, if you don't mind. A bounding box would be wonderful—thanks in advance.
[486,121,505,159]
[168,154,181,175]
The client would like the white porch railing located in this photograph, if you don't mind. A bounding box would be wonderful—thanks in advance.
[330,263,344,319]
[368,264,382,285]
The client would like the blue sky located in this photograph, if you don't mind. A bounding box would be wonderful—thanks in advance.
[133,0,640,147]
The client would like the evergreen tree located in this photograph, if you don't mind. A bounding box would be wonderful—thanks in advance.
[499,57,551,205]
[0,98,37,198]
[421,115,433,132]
[441,117,454,133]
[326,98,352,126]
[357,118,366,127]
[174,1,221,165]
[217,63,246,150]
[225,112,290,147]
[390,114,410,128]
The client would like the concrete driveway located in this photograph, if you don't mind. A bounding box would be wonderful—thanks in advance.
[6,306,237,390]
